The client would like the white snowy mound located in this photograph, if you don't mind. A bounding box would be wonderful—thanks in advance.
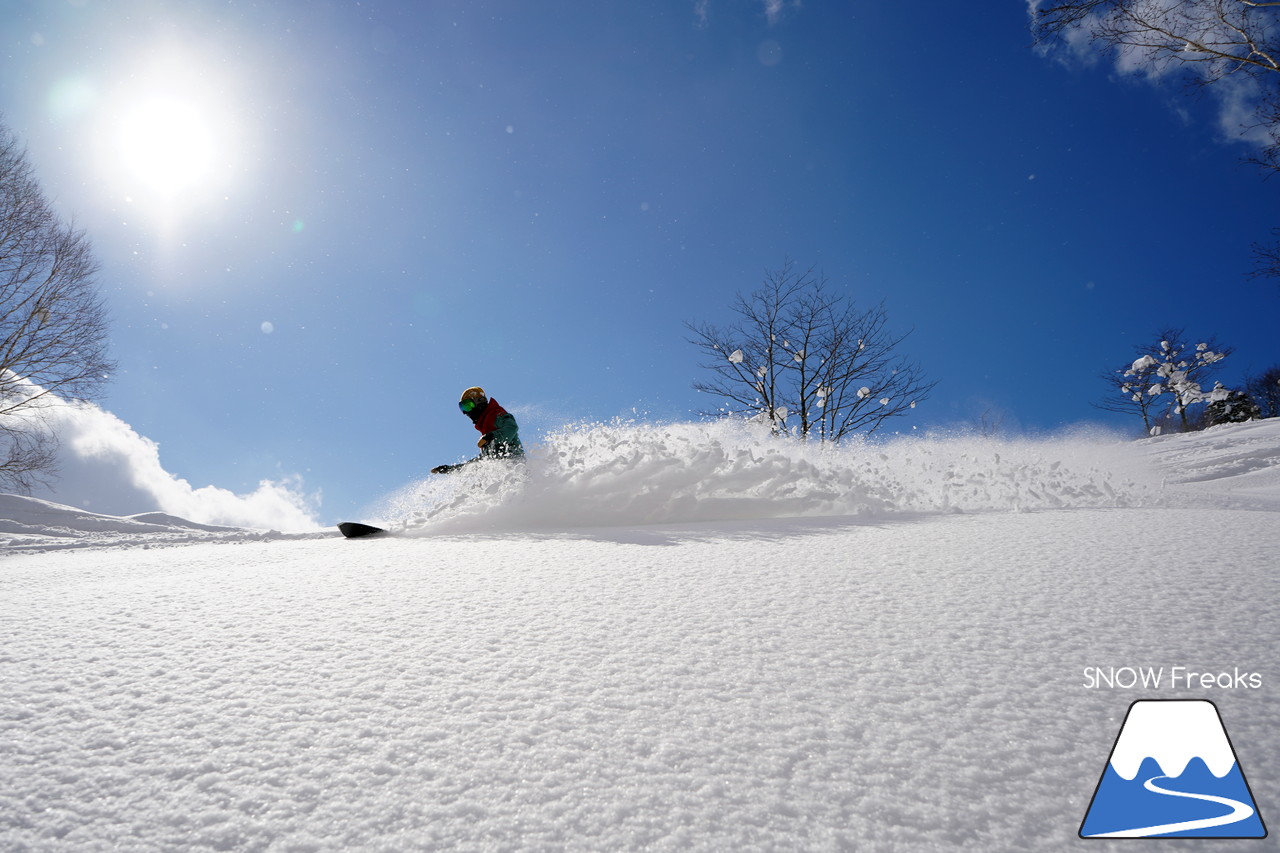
[0,494,291,552]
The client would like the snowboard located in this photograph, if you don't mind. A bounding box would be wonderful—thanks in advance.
[338,522,388,539]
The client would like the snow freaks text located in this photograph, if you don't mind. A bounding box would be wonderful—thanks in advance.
[1083,667,1263,690]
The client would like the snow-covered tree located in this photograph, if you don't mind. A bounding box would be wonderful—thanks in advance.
[1095,354,1164,434]
[685,260,934,440]
[1201,388,1262,427]
[1097,328,1233,435]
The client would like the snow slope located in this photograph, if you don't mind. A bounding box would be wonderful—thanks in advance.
[3,420,1278,851]
[1139,418,1280,510]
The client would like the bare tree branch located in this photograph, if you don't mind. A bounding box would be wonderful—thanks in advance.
[0,121,114,491]
[1031,1,1280,171]
[1250,226,1280,278]
[686,260,935,440]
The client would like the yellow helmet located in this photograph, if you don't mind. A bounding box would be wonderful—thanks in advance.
[458,386,488,415]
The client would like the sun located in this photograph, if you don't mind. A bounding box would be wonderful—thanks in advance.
[115,95,216,194]
[95,47,248,215]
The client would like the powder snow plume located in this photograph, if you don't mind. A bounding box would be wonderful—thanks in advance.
[378,420,1152,534]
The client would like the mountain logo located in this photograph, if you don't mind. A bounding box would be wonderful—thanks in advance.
[1080,700,1267,839]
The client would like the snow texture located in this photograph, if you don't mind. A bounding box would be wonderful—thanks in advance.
[3,419,1279,851]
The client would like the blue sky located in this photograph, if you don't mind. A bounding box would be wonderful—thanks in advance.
[1,0,1276,525]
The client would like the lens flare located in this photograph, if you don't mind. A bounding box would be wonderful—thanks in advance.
[47,76,97,122]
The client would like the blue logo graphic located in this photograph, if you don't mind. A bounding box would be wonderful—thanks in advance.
[1081,700,1267,839]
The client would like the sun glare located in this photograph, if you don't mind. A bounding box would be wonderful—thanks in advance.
[116,96,215,193]
[95,47,248,217]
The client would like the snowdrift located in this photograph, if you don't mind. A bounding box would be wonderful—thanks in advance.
[380,419,1157,534]
[0,494,303,552]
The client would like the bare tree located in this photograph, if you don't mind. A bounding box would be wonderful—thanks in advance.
[1030,1,1280,282]
[685,260,934,441]
[1032,3,1279,69]
[1031,3,1279,99]
[1244,364,1280,417]
[978,408,1007,438]
[1032,1,1280,165]
[1251,227,1280,280]
[1,122,113,491]
[1031,1,1280,160]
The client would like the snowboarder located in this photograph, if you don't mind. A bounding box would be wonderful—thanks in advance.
[430,386,524,474]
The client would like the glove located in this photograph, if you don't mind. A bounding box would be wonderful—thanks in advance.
[477,434,492,449]
[431,464,458,475]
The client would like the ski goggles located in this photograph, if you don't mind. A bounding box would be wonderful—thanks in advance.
[459,399,481,414]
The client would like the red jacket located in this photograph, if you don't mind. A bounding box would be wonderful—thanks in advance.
[471,398,509,435]
[469,398,524,458]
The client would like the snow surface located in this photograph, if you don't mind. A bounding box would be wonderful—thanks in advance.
[3,419,1279,850]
